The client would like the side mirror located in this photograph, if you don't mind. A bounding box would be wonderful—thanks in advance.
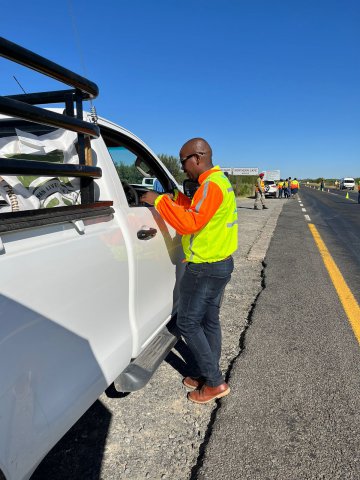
[183,179,199,199]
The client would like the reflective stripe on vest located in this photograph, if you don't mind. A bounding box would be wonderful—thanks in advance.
[182,171,238,263]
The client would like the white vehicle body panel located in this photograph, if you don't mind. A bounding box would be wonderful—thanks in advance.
[0,113,183,480]
[92,117,184,355]
[264,180,277,197]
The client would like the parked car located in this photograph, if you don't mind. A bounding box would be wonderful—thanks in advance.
[141,177,156,189]
[339,177,355,190]
[264,180,278,197]
[0,37,185,480]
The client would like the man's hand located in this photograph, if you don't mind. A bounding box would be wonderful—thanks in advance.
[140,191,160,205]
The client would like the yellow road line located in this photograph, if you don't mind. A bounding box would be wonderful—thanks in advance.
[308,223,360,344]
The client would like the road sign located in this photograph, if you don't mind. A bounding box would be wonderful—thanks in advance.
[263,170,280,181]
[232,167,258,176]
[220,167,233,174]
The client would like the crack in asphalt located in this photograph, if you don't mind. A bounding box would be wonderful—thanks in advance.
[189,261,267,480]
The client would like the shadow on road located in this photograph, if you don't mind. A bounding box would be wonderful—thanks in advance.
[165,338,198,378]
[31,401,111,480]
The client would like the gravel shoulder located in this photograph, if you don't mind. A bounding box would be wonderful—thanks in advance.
[32,197,284,480]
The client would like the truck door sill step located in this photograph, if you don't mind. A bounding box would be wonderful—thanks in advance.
[114,319,180,392]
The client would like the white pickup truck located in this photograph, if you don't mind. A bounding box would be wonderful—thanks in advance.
[0,38,185,480]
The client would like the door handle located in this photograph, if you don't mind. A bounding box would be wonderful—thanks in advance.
[137,227,157,240]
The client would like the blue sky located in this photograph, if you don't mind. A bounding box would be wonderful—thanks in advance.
[1,0,359,178]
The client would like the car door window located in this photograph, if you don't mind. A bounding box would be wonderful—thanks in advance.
[101,126,174,207]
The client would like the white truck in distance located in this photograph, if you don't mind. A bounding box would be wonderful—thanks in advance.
[142,177,156,188]
[339,177,355,190]
[0,38,185,480]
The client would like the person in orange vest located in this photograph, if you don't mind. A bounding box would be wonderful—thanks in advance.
[291,178,300,199]
[254,172,268,210]
[283,178,289,198]
[277,179,284,199]
[140,138,237,404]
[287,177,292,198]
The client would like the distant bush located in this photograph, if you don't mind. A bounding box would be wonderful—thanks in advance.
[115,163,142,184]
[229,175,256,197]
[157,154,186,184]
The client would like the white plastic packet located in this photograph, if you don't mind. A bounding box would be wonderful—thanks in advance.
[0,128,81,212]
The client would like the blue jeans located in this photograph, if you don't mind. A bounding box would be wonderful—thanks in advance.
[176,256,234,387]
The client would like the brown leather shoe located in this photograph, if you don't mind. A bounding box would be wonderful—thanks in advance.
[187,383,230,404]
[182,377,205,390]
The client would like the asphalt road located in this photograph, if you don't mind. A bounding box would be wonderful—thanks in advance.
[198,195,360,479]
[300,186,360,304]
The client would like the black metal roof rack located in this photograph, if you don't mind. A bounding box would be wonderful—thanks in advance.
[0,37,101,204]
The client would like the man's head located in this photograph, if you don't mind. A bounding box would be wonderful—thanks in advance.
[179,138,213,181]
[259,173,264,179]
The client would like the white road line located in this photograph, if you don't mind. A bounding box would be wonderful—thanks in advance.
[300,203,304,206]
[304,214,311,221]
[302,208,306,212]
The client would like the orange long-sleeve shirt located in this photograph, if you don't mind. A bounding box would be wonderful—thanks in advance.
[154,166,224,235]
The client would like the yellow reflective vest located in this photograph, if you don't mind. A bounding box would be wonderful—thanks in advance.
[182,171,238,263]
[255,178,265,193]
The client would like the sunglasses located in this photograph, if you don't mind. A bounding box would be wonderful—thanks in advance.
[179,151,206,165]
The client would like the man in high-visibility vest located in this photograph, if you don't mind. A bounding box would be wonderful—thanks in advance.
[287,177,293,198]
[140,138,237,404]
[291,178,300,199]
[277,179,284,199]
[254,172,268,210]
[283,178,289,198]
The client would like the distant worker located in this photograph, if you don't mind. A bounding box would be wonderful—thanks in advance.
[282,179,288,198]
[254,172,268,210]
[277,179,284,199]
[283,178,289,198]
[287,177,292,198]
[291,178,300,199]
[320,179,324,191]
